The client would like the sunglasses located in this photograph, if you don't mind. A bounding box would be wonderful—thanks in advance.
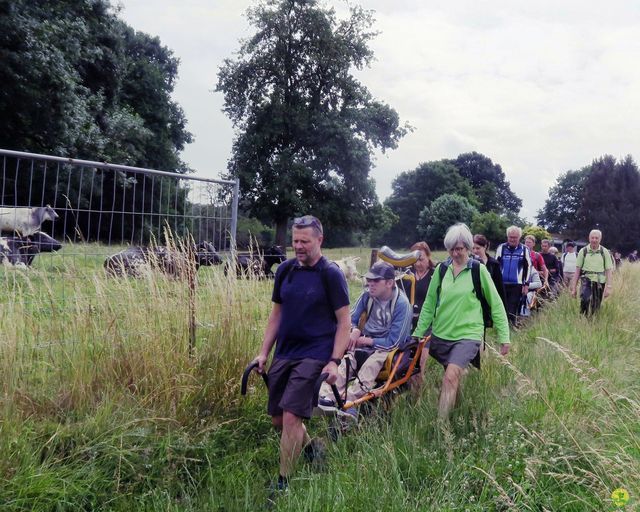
[293,215,322,233]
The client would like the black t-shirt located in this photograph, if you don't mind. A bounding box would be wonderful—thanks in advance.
[272,256,350,361]
[541,253,560,280]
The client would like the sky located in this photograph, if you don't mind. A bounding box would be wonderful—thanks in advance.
[117,0,640,222]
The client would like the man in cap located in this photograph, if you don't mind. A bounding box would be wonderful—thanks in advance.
[318,260,412,420]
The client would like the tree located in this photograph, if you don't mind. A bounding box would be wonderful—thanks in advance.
[417,194,478,247]
[522,225,552,249]
[538,155,640,252]
[536,167,592,234]
[0,1,193,243]
[575,155,640,253]
[471,211,511,248]
[216,0,407,246]
[382,161,477,246]
[448,152,522,214]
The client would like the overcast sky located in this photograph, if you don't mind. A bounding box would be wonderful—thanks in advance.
[118,0,640,221]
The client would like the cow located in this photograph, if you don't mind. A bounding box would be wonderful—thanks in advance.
[0,206,59,236]
[225,245,286,278]
[104,241,222,278]
[333,256,361,281]
[0,231,63,267]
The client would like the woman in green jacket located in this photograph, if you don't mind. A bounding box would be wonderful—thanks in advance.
[413,223,510,419]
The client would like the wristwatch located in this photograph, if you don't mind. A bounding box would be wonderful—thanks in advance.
[330,357,342,365]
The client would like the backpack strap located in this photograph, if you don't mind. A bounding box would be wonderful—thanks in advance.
[281,257,338,320]
[470,259,492,328]
[357,286,400,332]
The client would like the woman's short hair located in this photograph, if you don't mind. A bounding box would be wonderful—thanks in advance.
[473,234,489,250]
[444,223,473,251]
[411,241,436,269]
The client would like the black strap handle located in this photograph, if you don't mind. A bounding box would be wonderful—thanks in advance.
[241,361,269,395]
[313,372,344,409]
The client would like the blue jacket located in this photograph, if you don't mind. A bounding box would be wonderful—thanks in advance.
[496,243,532,286]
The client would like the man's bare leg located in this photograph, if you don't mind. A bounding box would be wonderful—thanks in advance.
[438,363,464,419]
[278,411,310,477]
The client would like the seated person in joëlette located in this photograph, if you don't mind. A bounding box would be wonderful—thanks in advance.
[318,261,412,421]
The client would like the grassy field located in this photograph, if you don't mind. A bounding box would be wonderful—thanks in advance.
[0,246,638,511]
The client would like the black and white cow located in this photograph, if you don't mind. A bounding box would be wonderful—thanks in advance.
[0,231,63,267]
[104,241,222,278]
[0,206,59,236]
[225,245,286,278]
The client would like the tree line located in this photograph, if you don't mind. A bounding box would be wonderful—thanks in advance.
[1,0,638,252]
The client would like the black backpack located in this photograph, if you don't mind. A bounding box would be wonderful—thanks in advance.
[436,259,492,328]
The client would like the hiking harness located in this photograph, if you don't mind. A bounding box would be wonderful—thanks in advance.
[344,285,405,397]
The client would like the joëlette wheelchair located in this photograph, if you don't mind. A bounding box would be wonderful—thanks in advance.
[241,246,430,420]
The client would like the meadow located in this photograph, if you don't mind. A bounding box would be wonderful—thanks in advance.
[0,245,638,511]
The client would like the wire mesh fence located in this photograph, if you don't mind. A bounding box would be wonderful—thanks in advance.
[1,149,239,350]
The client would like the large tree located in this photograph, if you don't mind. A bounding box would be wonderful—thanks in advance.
[538,155,640,253]
[417,193,478,246]
[447,152,522,214]
[536,167,592,234]
[0,0,193,242]
[381,160,477,247]
[216,0,407,245]
[575,155,640,252]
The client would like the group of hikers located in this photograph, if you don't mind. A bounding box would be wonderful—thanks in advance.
[251,215,617,494]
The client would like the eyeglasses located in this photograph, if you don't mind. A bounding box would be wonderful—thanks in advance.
[293,215,323,233]
[449,246,467,253]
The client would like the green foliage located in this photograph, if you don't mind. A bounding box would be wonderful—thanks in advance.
[382,153,522,248]
[236,216,275,248]
[537,167,592,233]
[417,193,478,246]
[523,225,552,246]
[447,152,522,214]
[0,0,193,242]
[383,161,478,246]
[216,0,407,246]
[538,155,640,252]
[576,155,640,253]
[471,211,511,247]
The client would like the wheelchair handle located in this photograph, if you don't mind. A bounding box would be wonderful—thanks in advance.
[313,372,345,410]
[241,361,269,396]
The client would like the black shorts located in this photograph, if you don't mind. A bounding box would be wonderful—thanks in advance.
[267,357,326,419]
[429,336,481,369]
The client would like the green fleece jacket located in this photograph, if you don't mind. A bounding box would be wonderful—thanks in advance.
[412,259,510,344]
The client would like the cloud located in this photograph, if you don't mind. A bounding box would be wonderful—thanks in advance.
[119,0,640,222]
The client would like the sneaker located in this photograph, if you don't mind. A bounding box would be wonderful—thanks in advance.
[317,396,337,413]
[337,407,358,426]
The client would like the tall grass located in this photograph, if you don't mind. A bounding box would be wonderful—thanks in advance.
[0,249,638,511]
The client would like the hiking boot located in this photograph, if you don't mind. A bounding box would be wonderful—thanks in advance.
[303,438,327,470]
[266,477,289,506]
